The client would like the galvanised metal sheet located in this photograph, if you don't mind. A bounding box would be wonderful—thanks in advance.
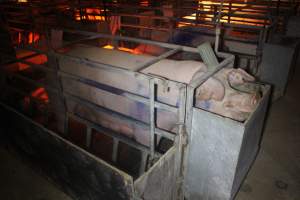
[1,103,135,200]
[230,86,270,199]
[184,86,270,200]
[260,42,299,100]
[134,147,177,200]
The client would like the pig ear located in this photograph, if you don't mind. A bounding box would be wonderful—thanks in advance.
[196,78,225,101]
[237,68,255,82]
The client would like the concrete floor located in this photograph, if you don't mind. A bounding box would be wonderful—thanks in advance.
[0,147,72,200]
[0,71,299,199]
[236,67,300,200]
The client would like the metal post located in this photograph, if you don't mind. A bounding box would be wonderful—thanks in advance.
[139,152,148,175]
[86,126,92,148]
[48,50,69,136]
[174,86,187,200]
[149,78,156,158]
[112,138,119,163]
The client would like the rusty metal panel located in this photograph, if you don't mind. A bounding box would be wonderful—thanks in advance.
[1,103,134,200]
[184,85,270,200]
[134,147,177,200]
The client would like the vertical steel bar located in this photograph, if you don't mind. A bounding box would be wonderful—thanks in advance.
[174,86,187,200]
[86,126,92,148]
[48,36,69,136]
[228,2,232,23]
[139,152,148,175]
[64,114,69,136]
[112,138,119,163]
[181,85,195,198]
[149,78,156,158]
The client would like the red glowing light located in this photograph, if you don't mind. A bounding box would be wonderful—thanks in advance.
[31,87,49,103]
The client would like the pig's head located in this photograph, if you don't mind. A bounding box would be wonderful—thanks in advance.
[195,78,225,101]
[227,68,255,86]
[194,67,262,121]
[192,67,225,101]
[195,90,261,121]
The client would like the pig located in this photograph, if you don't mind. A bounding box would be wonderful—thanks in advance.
[58,46,262,147]
[194,68,262,121]
[141,59,208,84]
[142,59,261,121]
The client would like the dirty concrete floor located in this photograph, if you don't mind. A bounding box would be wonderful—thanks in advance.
[0,74,299,200]
[236,67,300,200]
[0,146,72,200]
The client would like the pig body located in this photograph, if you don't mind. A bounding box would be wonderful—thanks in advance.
[141,60,207,84]
[142,60,261,121]
[59,46,262,146]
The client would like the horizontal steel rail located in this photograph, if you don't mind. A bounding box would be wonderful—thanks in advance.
[64,91,176,142]
[58,70,178,113]
[67,112,162,157]
[1,52,54,73]
[133,47,183,71]
[0,28,234,166]
[59,28,200,53]
[190,54,235,88]
[0,58,172,155]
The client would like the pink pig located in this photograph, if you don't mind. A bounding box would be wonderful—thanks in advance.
[195,68,261,121]
[143,59,261,121]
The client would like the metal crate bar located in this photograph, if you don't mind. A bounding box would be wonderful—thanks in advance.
[133,47,182,71]
[149,78,156,157]
[59,70,178,113]
[59,29,200,53]
[64,91,177,142]
[0,66,59,94]
[1,52,55,74]
[67,112,162,157]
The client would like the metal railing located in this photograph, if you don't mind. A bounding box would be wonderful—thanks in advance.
[0,28,234,198]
